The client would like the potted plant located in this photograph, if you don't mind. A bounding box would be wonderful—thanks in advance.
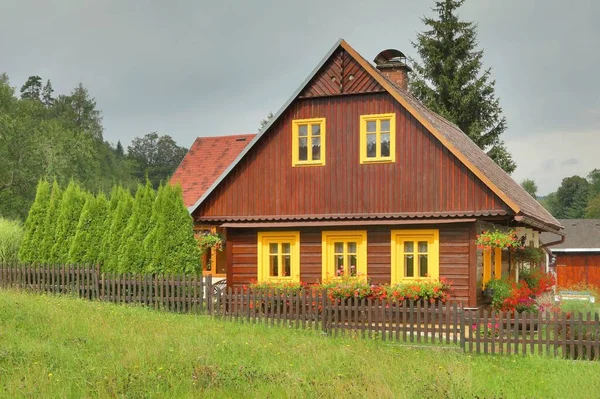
[197,231,224,254]
[476,229,523,251]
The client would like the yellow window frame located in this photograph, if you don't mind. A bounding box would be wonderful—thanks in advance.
[321,231,367,280]
[391,229,440,284]
[359,113,396,164]
[292,118,326,166]
[483,247,502,289]
[257,232,300,282]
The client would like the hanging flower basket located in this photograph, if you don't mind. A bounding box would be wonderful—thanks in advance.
[513,246,545,264]
[476,229,523,251]
[197,232,224,253]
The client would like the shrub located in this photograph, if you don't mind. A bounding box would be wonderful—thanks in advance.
[68,192,108,264]
[99,187,133,271]
[19,180,50,263]
[248,280,306,294]
[0,218,24,263]
[38,181,62,263]
[519,268,555,296]
[486,278,513,311]
[49,181,87,264]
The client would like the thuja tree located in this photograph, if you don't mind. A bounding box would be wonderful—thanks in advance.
[117,181,155,273]
[38,181,62,263]
[99,187,134,271]
[49,181,87,264]
[68,192,108,264]
[19,179,51,263]
[144,184,200,274]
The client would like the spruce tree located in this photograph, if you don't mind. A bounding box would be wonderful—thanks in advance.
[19,180,51,263]
[100,187,134,271]
[145,184,200,274]
[117,181,155,273]
[49,181,87,264]
[410,0,516,173]
[68,192,108,264]
[39,181,62,263]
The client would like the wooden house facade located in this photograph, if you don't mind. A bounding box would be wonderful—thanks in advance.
[173,39,563,307]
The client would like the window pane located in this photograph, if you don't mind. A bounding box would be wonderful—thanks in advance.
[336,255,344,276]
[298,124,308,137]
[348,255,357,276]
[269,255,278,277]
[380,119,390,132]
[380,133,390,157]
[283,255,291,277]
[347,242,357,254]
[334,242,344,254]
[404,241,414,253]
[311,137,321,161]
[366,121,376,133]
[282,243,291,254]
[269,243,279,255]
[405,254,414,277]
[366,133,376,158]
[419,255,428,277]
[418,241,428,253]
[311,124,321,136]
[298,137,308,161]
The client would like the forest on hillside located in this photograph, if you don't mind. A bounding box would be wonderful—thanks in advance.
[0,74,188,220]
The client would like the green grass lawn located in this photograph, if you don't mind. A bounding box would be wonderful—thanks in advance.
[0,291,599,399]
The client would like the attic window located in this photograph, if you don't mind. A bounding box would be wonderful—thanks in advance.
[236,137,247,142]
[291,118,326,167]
[360,113,396,164]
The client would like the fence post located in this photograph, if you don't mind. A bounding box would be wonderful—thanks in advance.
[321,289,328,333]
[206,274,213,314]
[460,306,466,351]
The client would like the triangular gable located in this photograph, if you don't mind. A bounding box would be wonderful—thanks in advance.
[299,48,384,98]
[189,39,561,231]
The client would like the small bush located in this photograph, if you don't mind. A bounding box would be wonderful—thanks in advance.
[248,280,306,294]
[0,218,24,263]
[486,278,513,311]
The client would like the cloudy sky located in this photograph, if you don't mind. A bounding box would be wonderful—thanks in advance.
[1,0,598,194]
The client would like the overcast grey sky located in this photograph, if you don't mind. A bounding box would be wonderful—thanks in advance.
[1,0,599,194]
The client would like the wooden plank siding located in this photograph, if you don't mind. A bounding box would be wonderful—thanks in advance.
[298,48,384,98]
[555,253,600,287]
[227,223,474,306]
[194,92,510,222]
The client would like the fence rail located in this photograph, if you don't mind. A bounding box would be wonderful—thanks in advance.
[1,263,599,360]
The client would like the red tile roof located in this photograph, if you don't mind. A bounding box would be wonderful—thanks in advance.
[170,134,255,208]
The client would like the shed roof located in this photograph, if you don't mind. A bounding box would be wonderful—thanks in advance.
[541,219,600,250]
[170,134,255,207]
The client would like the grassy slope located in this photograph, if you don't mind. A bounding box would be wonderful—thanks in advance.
[0,291,599,398]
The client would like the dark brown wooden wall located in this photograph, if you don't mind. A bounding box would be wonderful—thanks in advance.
[555,253,600,287]
[195,92,509,221]
[227,223,474,305]
[298,48,384,98]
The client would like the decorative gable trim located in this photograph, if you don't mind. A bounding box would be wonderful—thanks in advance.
[299,48,384,98]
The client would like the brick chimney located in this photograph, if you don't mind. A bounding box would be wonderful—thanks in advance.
[373,49,412,90]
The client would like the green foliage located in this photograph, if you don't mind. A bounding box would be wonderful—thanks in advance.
[555,175,590,218]
[99,187,134,271]
[117,182,156,273]
[410,0,515,173]
[68,192,109,264]
[18,180,51,263]
[585,193,600,218]
[144,184,200,274]
[520,178,538,199]
[485,278,513,311]
[49,182,87,264]
[0,218,24,263]
[197,232,224,253]
[38,181,62,263]
[127,133,187,189]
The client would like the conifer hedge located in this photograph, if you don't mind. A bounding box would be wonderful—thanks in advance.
[19,180,200,274]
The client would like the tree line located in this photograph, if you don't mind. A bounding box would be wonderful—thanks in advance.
[18,180,200,274]
[521,170,600,219]
[0,74,187,221]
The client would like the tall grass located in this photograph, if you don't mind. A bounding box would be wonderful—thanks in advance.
[0,218,23,263]
[0,290,599,398]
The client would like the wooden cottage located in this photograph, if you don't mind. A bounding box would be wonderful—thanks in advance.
[171,39,563,307]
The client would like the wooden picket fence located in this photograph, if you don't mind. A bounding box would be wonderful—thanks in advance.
[1,263,599,360]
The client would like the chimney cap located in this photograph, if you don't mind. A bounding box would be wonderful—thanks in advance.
[374,49,408,66]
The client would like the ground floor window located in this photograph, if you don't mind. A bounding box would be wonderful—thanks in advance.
[257,232,300,282]
[391,229,440,283]
[321,231,367,279]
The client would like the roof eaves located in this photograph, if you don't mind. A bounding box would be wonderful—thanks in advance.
[188,38,345,214]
